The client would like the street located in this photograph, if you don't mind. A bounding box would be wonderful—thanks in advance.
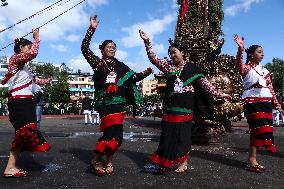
[0,116,284,189]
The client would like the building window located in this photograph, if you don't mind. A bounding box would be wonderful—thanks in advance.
[0,65,8,68]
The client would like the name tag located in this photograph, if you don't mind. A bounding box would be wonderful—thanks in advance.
[174,79,183,93]
[106,72,117,83]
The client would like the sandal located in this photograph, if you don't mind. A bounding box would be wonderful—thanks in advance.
[91,161,106,175]
[245,164,265,173]
[174,165,188,173]
[3,168,28,178]
[105,164,114,175]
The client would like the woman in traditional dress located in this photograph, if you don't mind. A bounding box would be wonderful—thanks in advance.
[139,30,230,173]
[81,15,152,175]
[2,29,50,178]
[234,34,283,172]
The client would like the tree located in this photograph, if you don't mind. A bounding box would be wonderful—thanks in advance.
[31,62,71,105]
[32,62,55,78]
[265,58,284,93]
[142,94,161,105]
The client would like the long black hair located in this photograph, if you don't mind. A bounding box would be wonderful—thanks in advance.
[14,38,32,53]
[245,45,262,64]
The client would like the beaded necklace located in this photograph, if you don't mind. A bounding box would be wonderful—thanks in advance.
[103,59,116,73]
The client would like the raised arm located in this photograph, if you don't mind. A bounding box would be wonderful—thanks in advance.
[81,15,103,69]
[10,29,40,65]
[139,30,171,74]
[233,34,250,76]
[132,67,154,82]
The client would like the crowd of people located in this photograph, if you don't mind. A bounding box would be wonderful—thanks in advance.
[0,14,283,177]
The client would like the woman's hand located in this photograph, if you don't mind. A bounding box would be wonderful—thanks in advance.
[90,15,99,28]
[146,67,154,74]
[233,34,244,51]
[32,28,39,40]
[139,30,150,41]
[276,105,284,115]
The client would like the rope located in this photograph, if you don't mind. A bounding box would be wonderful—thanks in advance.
[0,0,86,52]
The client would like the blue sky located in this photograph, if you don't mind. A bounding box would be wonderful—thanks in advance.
[0,0,284,77]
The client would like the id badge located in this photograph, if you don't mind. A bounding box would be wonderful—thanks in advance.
[106,72,117,83]
[174,79,183,93]
[258,77,266,87]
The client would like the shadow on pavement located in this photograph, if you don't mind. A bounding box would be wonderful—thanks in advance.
[126,118,161,130]
[17,152,51,172]
[191,150,246,170]
[118,149,151,169]
[60,148,93,166]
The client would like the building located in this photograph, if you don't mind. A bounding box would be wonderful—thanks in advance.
[140,79,158,96]
[68,72,95,100]
[0,56,8,88]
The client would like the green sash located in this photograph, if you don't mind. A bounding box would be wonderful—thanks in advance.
[94,70,135,106]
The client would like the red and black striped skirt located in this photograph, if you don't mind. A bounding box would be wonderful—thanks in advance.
[243,97,276,152]
[94,104,125,155]
[8,98,50,152]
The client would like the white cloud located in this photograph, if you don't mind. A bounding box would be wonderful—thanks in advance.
[225,0,264,16]
[0,0,108,42]
[66,34,80,42]
[66,54,93,73]
[121,14,175,48]
[138,43,166,60]
[116,49,128,60]
[153,43,166,54]
[90,42,101,56]
[50,44,68,52]
[125,60,158,80]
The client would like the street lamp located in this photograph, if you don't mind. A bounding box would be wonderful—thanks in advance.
[1,0,8,6]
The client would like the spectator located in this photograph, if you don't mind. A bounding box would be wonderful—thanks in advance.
[81,95,93,125]
[34,84,44,129]
[91,100,100,125]
[59,103,65,115]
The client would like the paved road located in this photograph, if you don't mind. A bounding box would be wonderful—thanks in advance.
[0,116,283,188]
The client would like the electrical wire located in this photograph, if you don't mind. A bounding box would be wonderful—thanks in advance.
[0,0,86,52]
[0,0,64,33]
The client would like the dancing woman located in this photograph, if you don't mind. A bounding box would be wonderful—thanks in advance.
[81,16,152,175]
[1,29,50,178]
[234,34,283,172]
[139,30,230,173]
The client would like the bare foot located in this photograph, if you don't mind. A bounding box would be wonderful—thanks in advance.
[91,160,105,174]
[105,163,113,174]
[174,163,188,173]
[3,168,28,177]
